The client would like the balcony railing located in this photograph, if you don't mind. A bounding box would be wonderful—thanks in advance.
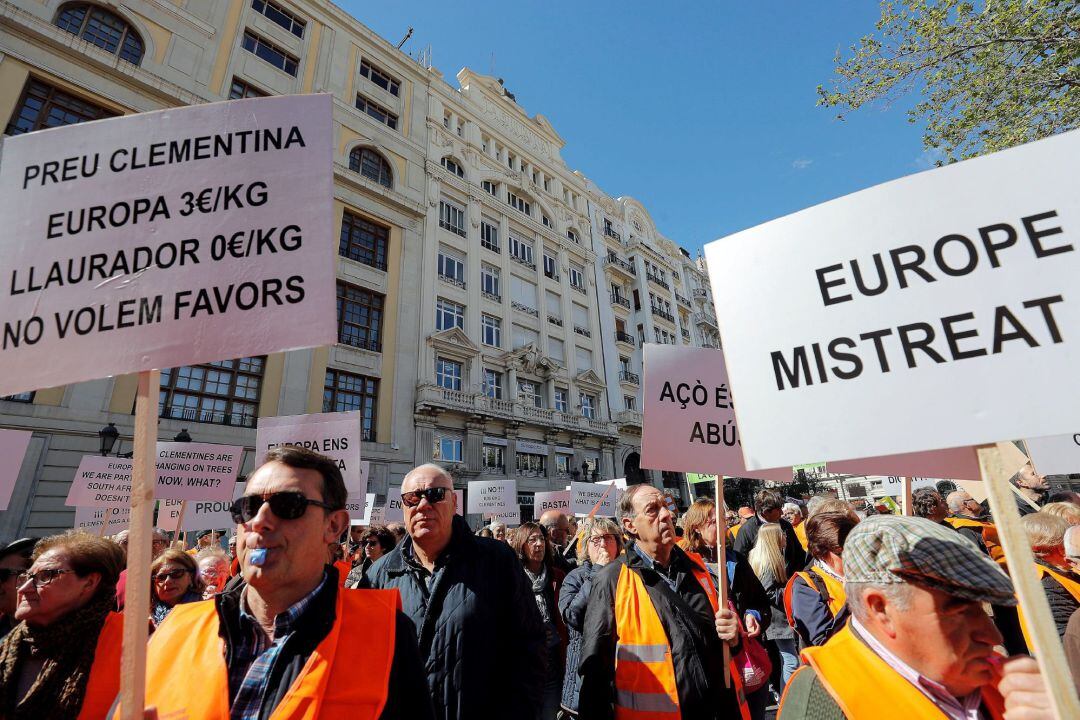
[545,269,560,281]
[693,287,709,299]
[615,409,643,427]
[619,370,640,385]
[571,283,587,295]
[651,306,675,323]
[605,253,636,275]
[414,384,618,436]
[512,301,539,317]
[615,331,635,346]
[547,314,563,327]
[511,254,536,270]
[604,226,622,241]
[439,273,465,289]
[694,311,719,328]
[675,292,691,307]
[482,290,501,303]
[611,293,630,309]
[646,273,670,290]
[681,329,692,342]
[338,334,382,352]
[574,325,592,338]
[159,405,256,428]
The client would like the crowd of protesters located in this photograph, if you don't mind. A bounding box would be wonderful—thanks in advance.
[0,447,1072,718]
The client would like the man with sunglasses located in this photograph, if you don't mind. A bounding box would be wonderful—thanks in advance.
[360,463,546,720]
[138,446,433,719]
[0,538,35,639]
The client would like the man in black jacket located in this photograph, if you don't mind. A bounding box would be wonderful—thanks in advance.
[360,463,546,720]
[578,484,745,719]
[733,489,807,575]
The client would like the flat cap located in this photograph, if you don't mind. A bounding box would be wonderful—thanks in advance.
[844,515,1016,606]
[197,529,224,540]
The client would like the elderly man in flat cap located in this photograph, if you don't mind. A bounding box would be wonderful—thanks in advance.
[779,515,1053,720]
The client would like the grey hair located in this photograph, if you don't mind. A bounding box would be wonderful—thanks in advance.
[945,491,969,513]
[617,484,655,527]
[806,495,831,518]
[844,580,913,623]
[782,502,802,517]
[403,463,453,488]
[1065,525,1080,557]
[489,521,506,532]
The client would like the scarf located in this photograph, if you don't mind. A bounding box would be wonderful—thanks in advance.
[525,564,553,624]
[0,591,115,720]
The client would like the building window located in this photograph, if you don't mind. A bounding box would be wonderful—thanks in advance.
[355,94,398,130]
[251,0,305,37]
[566,229,578,243]
[159,357,264,428]
[482,369,503,399]
[556,454,572,475]
[241,31,298,76]
[323,369,378,441]
[569,264,585,291]
[624,395,637,411]
[348,147,393,188]
[517,453,546,475]
[438,249,466,287]
[5,78,115,136]
[481,314,501,347]
[506,190,531,216]
[481,180,498,196]
[435,298,465,332]
[359,58,400,95]
[580,393,596,419]
[434,436,463,462]
[337,281,383,351]
[480,220,500,252]
[439,200,466,237]
[435,358,462,391]
[482,445,505,471]
[518,380,542,408]
[508,235,534,266]
[339,210,389,270]
[55,3,144,64]
[542,214,551,228]
[543,252,558,280]
[441,157,465,178]
[229,78,268,99]
[554,388,568,413]
[2,392,34,403]
[481,264,501,300]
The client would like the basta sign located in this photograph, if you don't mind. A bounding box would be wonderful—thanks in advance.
[704,129,1080,469]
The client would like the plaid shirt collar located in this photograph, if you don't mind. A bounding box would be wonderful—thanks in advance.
[238,572,327,640]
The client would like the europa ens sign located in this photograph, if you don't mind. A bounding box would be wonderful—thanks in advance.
[0,94,335,397]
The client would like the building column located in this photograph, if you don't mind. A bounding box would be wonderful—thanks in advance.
[600,438,618,480]
[544,429,560,481]
[464,417,485,474]
[505,422,520,480]
[413,411,438,465]
[507,367,518,402]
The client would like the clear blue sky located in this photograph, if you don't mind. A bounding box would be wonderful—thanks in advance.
[340,1,929,255]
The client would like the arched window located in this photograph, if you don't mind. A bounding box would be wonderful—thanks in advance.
[441,156,465,178]
[349,147,393,188]
[55,3,144,65]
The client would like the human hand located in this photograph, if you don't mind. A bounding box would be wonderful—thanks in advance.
[744,613,761,638]
[714,608,739,645]
[998,656,1052,720]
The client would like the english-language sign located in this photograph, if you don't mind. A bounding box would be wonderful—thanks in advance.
[0,94,335,397]
[704,129,1080,468]
[467,479,516,515]
[570,482,616,517]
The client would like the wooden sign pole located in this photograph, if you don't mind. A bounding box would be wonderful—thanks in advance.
[901,476,913,516]
[97,507,114,538]
[119,370,159,720]
[977,443,1079,719]
[714,478,731,688]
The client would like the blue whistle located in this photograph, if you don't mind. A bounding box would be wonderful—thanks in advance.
[249,548,268,566]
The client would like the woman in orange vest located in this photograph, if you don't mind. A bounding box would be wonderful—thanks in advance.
[783,511,858,648]
[1019,512,1080,643]
[0,531,125,720]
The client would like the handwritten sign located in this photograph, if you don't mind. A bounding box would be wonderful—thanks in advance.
[571,482,616,517]
[73,505,130,534]
[0,429,32,511]
[704,129,1080,468]
[467,479,516,515]
[0,94,336,397]
[257,412,365,495]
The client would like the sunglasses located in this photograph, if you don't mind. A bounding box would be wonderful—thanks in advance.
[230,491,335,523]
[154,569,190,583]
[400,487,449,508]
[362,540,380,547]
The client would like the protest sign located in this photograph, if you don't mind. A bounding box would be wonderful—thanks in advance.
[180,482,246,532]
[454,489,464,517]
[369,506,386,525]
[829,447,982,481]
[487,509,520,526]
[66,456,133,509]
[384,487,404,523]
[704,129,1080,469]
[640,345,793,482]
[156,498,185,534]
[0,429,32,511]
[347,493,375,526]
[74,505,130,534]
[467,479,516,515]
[571,482,616,517]
[1024,433,1080,475]
[686,473,718,485]
[598,477,628,490]
[257,412,366,495]
[535,490,571,515]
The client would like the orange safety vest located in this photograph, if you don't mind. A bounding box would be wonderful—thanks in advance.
[1017,564,1080,651]
[77,611,124,720]
[783,565,846,631]
[613,550,750,720]
[139,588,400,719]
[786,624,1005,720]
[944,516,1000,558]
[730,523,742,539]
[333,560,352,586]
[793,522,808,552]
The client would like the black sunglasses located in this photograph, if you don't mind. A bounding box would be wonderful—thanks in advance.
[230,491,335,524]
[400,487,449,508]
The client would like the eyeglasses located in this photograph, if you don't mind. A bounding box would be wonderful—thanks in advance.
[400,487,449,508]
[17,568,72,588]
[589,534,616,547]
[153,569,190,583]
[229,491,335,524]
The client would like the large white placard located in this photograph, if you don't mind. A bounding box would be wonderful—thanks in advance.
[347,493,376,526]
[74,505,130,534]
[257,412,366,495]
[571,482,617,517]
[384,487,404,523]
[704,129,1080,468]
[467,479,516,515]
[1025,433,1080,475]
[0,429,32,511]
[178,482,246,532]
[0,94,335,397]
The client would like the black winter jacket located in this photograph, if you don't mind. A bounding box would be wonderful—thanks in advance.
[558,559,598,714]
[732,515,807,577]
[212,566,434,720]
[359,515,547,720]
[577,542,743,720]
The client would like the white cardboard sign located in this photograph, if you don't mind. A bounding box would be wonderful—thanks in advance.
[257,412,366,495]
[0,94,335,397]
[534,490,571,515]
[384,487,404,523]
[347,493,376,526]
[179,482,246,532]
[487,509,520,527]
[74,505,130,534]
[704,129,1080,469]
[0,429,32,511]
[467,479,516,515]
[1024,433,1080,475]
[571,481,617,517]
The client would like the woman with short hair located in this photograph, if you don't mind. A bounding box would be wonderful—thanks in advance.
[344,524,397,588]
[149,548,202,627]
[0,531,125,720]
[1021,512,1080,640]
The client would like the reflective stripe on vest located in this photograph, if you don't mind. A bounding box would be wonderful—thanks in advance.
[138,588,400,720]
[795,624,1005,720]
[78,611,123,720]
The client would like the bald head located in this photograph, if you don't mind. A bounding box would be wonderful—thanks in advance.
[539,509,570,546]
[402,463,453,492]
[946,490,981,518]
